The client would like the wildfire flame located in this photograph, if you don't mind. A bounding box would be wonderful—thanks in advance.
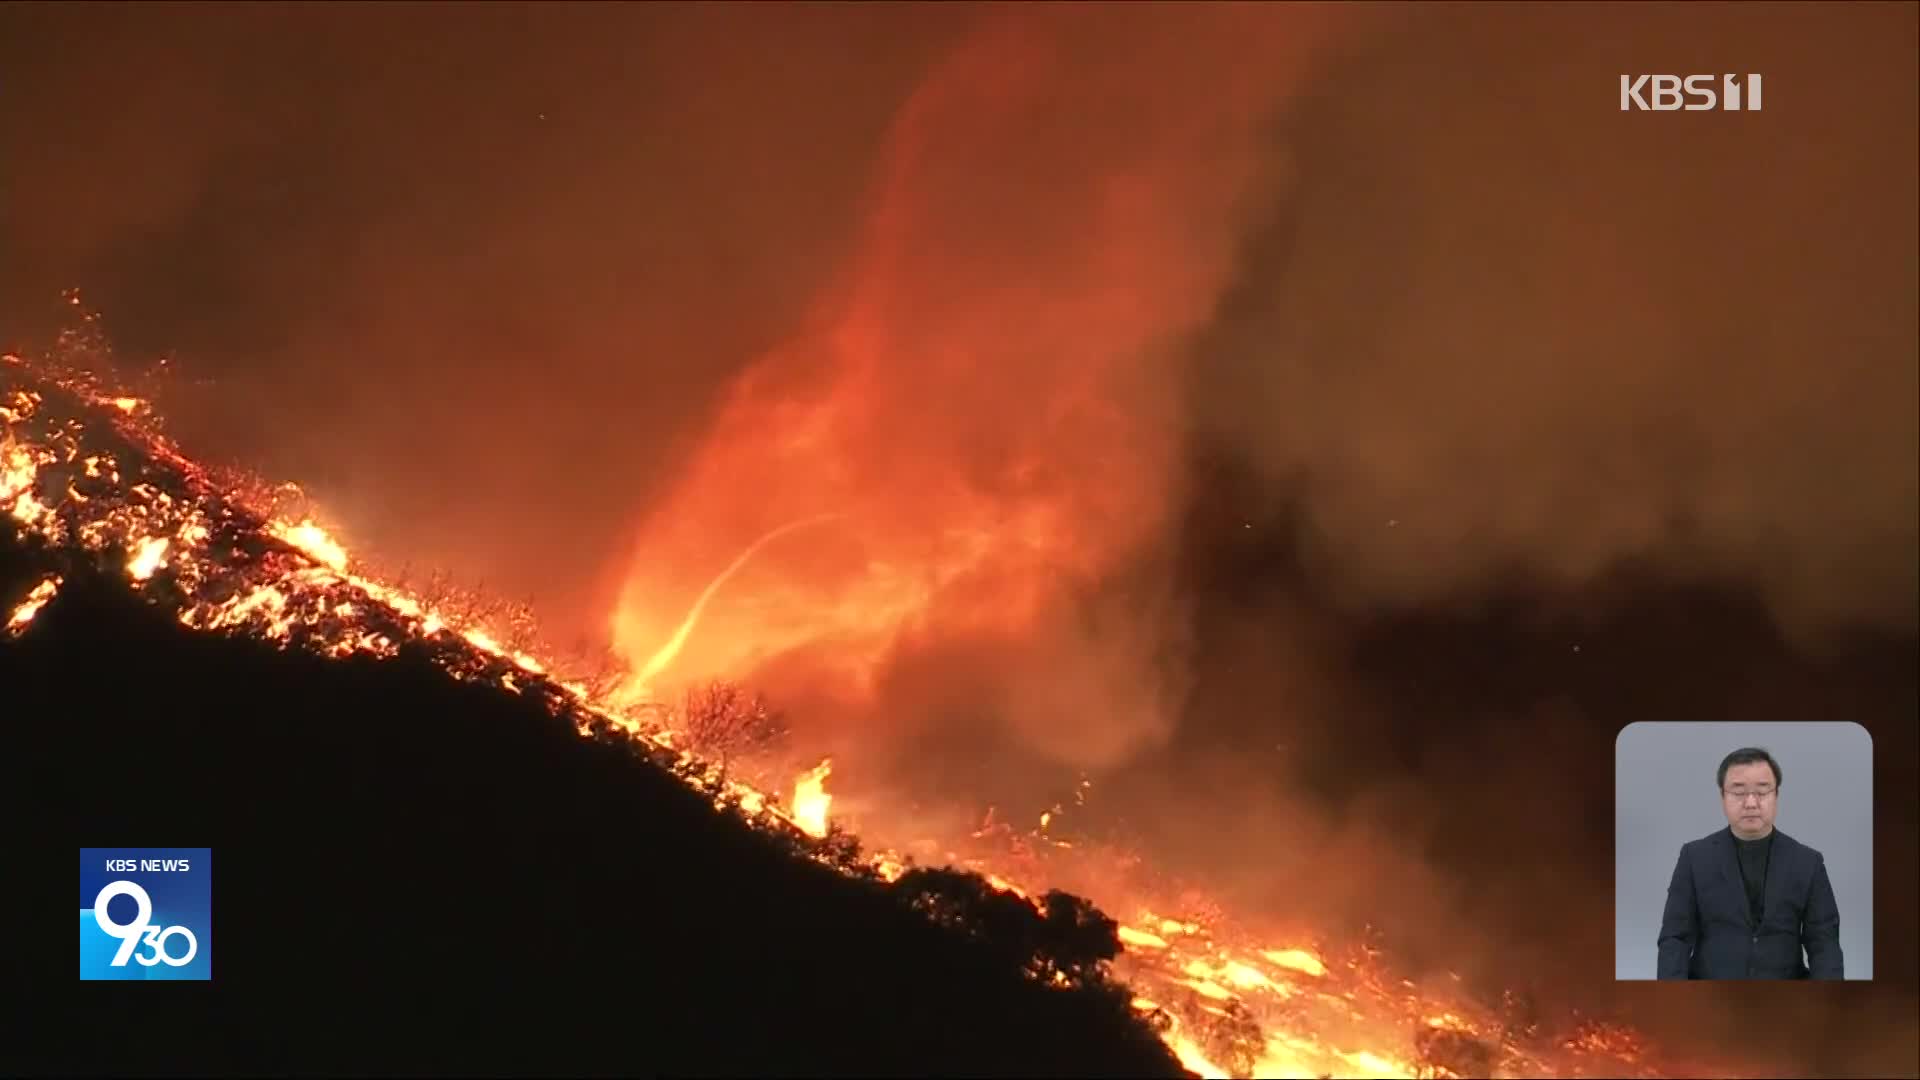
[792,757,833,839]
[0,351,1719,1080]
[270,518,351,573]
[6,574,60,634]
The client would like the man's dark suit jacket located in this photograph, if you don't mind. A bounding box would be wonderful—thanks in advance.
[1656,827,1844,980]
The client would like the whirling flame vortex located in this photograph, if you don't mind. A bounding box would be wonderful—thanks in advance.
[625,512,846,698]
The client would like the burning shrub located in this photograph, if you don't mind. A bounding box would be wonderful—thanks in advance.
[1191,998,1266,1080]
[894,866,1122,989]
[568,644,637,705]
[816,821,864,871]
[1413,1021,1500,1080]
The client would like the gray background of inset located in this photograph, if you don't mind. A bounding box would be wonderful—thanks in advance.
[1614,721,1873,979]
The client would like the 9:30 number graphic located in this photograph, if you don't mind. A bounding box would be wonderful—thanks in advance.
[92,880,200,968]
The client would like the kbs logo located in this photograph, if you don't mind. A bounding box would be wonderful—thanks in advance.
[1620,74,1763,111]
[79,848,212,980]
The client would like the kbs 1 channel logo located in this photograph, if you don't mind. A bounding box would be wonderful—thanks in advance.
[79,848,212,981]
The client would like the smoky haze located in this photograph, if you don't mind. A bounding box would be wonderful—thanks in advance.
[3,3,1915,1076]
[4,5,1910,652]
[3,2,979,643]
[1194,3,1918,647]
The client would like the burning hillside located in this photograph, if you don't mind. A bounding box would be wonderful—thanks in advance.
[4,338,1744,1080]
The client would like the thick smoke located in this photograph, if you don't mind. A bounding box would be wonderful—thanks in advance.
[1157,9,1918,1057]
[1193,3,1918,646]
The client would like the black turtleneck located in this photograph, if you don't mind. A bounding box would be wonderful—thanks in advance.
[1733,829,1773,924]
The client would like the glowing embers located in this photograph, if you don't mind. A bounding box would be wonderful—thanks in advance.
[126,536,169,580]
[2,441,50,529]
[182,581,296,638]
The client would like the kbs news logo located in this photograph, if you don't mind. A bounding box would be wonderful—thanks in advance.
[1620,74,1763,111]
[79,848,212,980]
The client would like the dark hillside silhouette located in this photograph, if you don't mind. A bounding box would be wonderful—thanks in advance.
[0,536,1184,1077]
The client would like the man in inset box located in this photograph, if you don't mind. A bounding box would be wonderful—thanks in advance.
[1656,747,1844,979]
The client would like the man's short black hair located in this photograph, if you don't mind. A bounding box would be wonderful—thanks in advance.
[1718,747,1782,790]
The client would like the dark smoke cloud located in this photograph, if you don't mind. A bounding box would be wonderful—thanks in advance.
[1194,2,1918,645]
[1143,9,1917,1064]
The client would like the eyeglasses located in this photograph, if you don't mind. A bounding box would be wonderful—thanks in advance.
[1722,787,1776,803]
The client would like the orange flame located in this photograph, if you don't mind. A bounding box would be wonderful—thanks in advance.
[126,536,169,580]
[6,574,61,634]
[269,519,351,573]
[792,758,833,838]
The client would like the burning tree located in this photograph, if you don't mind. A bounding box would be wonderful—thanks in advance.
[1193,999,1266,1080]
[668,679,787,777]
